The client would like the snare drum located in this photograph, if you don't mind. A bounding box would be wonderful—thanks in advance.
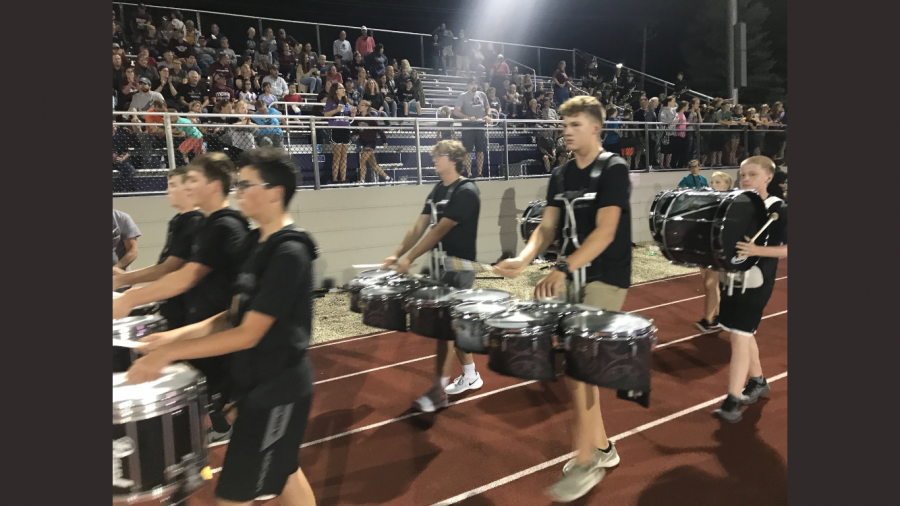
[113,364,209,505]
[404,286,459,340]
[562,311,657,392]
[113,314,168,373]
[485,310,559,381]
[348,269,401,313]
[130,301,161,317]
[649,188,767,271]
[450,301,513,354]
[518,301,599,350]
[360,284,414,331]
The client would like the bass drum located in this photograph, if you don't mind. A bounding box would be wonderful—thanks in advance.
[519,200,559,255]
[649,188,766,271]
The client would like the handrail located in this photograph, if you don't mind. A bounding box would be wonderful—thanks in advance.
[504,57,538,89]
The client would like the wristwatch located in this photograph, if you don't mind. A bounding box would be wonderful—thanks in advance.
[552,260,571,277]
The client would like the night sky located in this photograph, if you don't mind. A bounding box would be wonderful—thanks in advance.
[122,0,786,95]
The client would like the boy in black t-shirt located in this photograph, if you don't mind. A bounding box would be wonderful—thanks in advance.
[496,96,631,502]
[713,156,788,423]
[112,166,203,329]
[126,148,318,505]
[382,140,483,413]
[113,152,251,442]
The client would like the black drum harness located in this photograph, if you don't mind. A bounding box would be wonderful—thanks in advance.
[425,177,474,281]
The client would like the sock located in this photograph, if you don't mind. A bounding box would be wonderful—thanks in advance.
[750,375,765,384]
[439,376,451,388]
[462,363,477,379]
[598,442,612,453]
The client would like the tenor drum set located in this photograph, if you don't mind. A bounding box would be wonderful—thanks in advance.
[113,294,210,505]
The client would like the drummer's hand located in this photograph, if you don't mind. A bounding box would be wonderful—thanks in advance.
[113,266,125,276]
[113,296,134,320]
[135,331,177,354]
[124,351,172,385]
[394,257,412,275]
[494,257,528,278]
[381,254,399,269]
[736,236,761,258]
[112,274,126,291]
[534,269,566,299]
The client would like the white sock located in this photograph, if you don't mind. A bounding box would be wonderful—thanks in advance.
[462,363,477,379]
[439,376,451,388]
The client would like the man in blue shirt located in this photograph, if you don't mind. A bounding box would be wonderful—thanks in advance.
[677,159,708,188]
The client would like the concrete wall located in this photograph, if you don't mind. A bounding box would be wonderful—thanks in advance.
[113,168,726,286]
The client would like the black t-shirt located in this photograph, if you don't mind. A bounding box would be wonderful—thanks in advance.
[721,197,787,304]
[157,210,203,328]
[228,226,319,406]
[421,179,480,261]
[546,155,632,289]
[167,38,194,59]
[755,198,787,289]
[179,82,208,104]
[184,208,251,324]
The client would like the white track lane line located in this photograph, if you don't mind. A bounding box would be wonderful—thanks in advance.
[313,355,437,385]
[309,330,394,349]
[430,371,789,505]
[631,276,786,313]
[208,310,787,451]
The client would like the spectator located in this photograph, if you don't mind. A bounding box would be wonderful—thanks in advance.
[745,107,761,157]
[333,30,353,62]
[130,77,164,111]
[141,26,162,59]
[325,64,343,88]
[490,54,510,92]
[728,103,746,165]
[218,38,237,65]
[431,34,444,75]
[155,67,180,109]
[169,58,188,86]
[356,27,375,57]
[672,100,689,168]
[208,53,236,87]
[633,96,650,169]
[505,84,522,118]
[348,51,366,81]
[710,101,734,167]
[362,78,388,120]
[259,82,278,108]
[452,77,492,177]
[183,55,201,77]
[353,100,391,182]
[378,72,398,117]
[113,53,128,91]
[275,28,298,53]
[224,100,257,152]
[135,99,168,168]
[333,55,351,83]
[179,71,210,112]
[524,98,540,120]
[433,23,454,75]
[316,54,329,73]
[157,50,175,71]
[345,79,361,108]
[317,80,332,104]
[620,106,636,169]
[356,67,368,88]
[283,83,305,116]
[437,106,455,140]
[176,102,205,160]
[169,10,185,33]
[167,28,193,59]
[645,96,659,168]
[470,42,485,75]
[112,124,138,192]
[239,80,259,111]
[621,74,640,107]
[454,29,470,76]
[235,64,261,95]
[686,98,702,162]
[486,87,502,115]
[324,83,356,183]
[541,97,558,121]
[365,44,388,78]
[536,125,556,172]
[113,22,129,51]
[674,71,689,100]
[130,3,153,39]
[278,42,297,81]
[113,209,141,270]
[195,37,217,71]
[243,27,258,60]
[521,74,535,108]
[259,28,277,55]
[157,16,174,43]
[184,20,199,45]
[253,98,284,148]
[397,59,412,86]
[262,67,289,99]
[677,159,708,188]
[658,95,678,169]
[207,24,223,49]
[296,53,322,93]
[398,79,420,116]
[209,74,236,104]
[303,43,318,67]
[603,107,622,154]
[552,60,571,106]
[408,69,425,106]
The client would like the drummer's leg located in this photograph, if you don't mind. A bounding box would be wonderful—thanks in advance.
[566,377,600,465]
[436,339,456,382]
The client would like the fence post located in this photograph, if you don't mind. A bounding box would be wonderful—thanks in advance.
[644,121,651,170]
[163,113,177,170]
[258,19,263,39]
[310,116,321,190]
[503,120,510,180]
[316,24,322,59]
[743,125,750,161]
[196,12,201,32]
[414,118,423,185]
[572,50,576,78]
[420,35,425,69]
[537,48,542,77]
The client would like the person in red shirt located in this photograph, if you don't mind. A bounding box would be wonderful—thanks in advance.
[490,54,510,92]
[355,26,375,57]
[207,53,236,88]
[209,74,235,104]
[282,84,304,116]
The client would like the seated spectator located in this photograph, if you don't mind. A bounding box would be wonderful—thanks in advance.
[486,87,502,116]
[170,59,188,86]
[521,74,535,106]
[207,24,223,49]
[184,20,199,45]
[183,55,201,77]
[195,37,217,71]
[325,64,343,87]
[378,73,397,117]
[333,55,351,83]
[262,67,289,99]
[253,38,275,70]
[167,28,193,59]
[113,53,128,92]
[209,74,236,104]
[218,38,237,66]
[283,84,304,115]
[356,67,368,87]
[179,71,210,112]
[356,27,375,57]
[505,83,522,118]
[302,42,318,67]
[243,27,258,60]
[397,59,412,87]
[389,58,400,76]
[155,67,180,109]
[398,79,420,116]
[157,51,175,71]
[348,51,365,81]
[235,65,260,95]
[365,44,388,78]
[157,16,174,42]
[408,69,425,107]
[169,10,186,33]
[223,100,257,152]
[524,98,540,120]
[362,78,388,120]
[469,42,485,75]
[278,42,297,81]
[176,102,205,161]
[317,54,329,73]
[113,22,129,52]
[130,76,163,111]
[259,82,278,108]
[317,80,332,103]
[276,29,299,54]
[260,28,277,55]
[238,79,258,111]
[345,79,361,108]
[252,98,283,147]
[207,53,236,87]
[296,53,322,93]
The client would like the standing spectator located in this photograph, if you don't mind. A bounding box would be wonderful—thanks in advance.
[113,210,141,270]
[711,101,734,167]
[745,107,761,157]
[113,22,129,52]
[672,100,689,168]
[275,29,298,53]
[686,98,702,162]
[130,3,153,40]
[658,95,678,169]
[130,77,164,111]
[141,26,162,59]
[184,20,199,45]
[243,27,258,60]
[353,100,391,182]
[209,74,236,104]
[452,77,492,177]
[195,37,217,71]
[333,30,353,62]
[645,96,659,169]
[431,34,444,75]
[324,83,357,183]
[157,16,174,43]
[454,29,470,76]
[602,107,622,154]
[179,71,210,112]
[167,29,193,59]
[168,11,185,33]
[253,98,284,148]
[224,101,257,152]
[365,44,388,78]
[259,82,278,108]
[260,28,277,55]
[348,51,366,81]
[279,43,297,82]
[239,79,259,111]
[333,55,351,83]
[113,53,127,91]
[136,100,168,168]
[433,23,454,75]
[218,38,237,65]
[674,71,689,100]
[490,54,510,93]
[378,72,398,117]
[521,74,535,108]
[208,53,236,87]
[207,24,223,49]
[619,106,636,169]
[729,104,747,164]
[356,27,375,57]
[176,102,205,161]
[155,67,180,109]
[633,96,651,170]
[345,79,361,108]
[296,53,322,93]
[262,67,289,99]
[552,61,571,106]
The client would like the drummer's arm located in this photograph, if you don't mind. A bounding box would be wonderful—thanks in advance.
[392,214,431,258]
[163,311,230,342]
[160,311,273,362]
[404,217,456,262]
[113,256,188,290]
[561,206,620,271]
[119,262,211,309]
[517,206,560,263]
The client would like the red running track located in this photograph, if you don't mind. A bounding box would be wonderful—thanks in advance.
[152,262,788,505]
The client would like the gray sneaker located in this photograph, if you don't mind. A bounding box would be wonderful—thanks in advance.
[741,377,770,405]
[712,394,743,423]
[562,443,620,475]
[546,463,606,503]
[412,385,449,413]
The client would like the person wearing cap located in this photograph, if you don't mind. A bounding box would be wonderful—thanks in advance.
[356,26,375,57]
[333,30,353,62]
[453,77,493,177]
[130,77,166,111]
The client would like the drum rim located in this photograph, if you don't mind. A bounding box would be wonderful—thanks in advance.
[404,286,461,308]
[359,284,413,300]
[447,288,513,304]
[113,314,168,340]
[560,310,658,340]
[113,469,207,504]
[450,300,512,320]
[113,365,206,423]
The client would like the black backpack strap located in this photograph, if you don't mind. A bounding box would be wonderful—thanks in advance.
[551,165,566,201]
[585,151,624,196]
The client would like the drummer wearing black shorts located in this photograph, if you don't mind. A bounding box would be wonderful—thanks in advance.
[112,166,204,329]
[713,155,787,423]
[496,96,631,502]
[113,152,251,442]
[383,139,483,413]
[126,148,318,506]
[453,77,493,177]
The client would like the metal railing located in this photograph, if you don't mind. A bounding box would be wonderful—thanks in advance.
[112,109,786,195]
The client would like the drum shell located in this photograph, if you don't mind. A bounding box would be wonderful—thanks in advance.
[406,304,455,340]
[486,326,557,381]
[348,270,401,313]
[564,333,653,391]
[360,294,408,332]
[521,200,560,252]
[113,315,168,373]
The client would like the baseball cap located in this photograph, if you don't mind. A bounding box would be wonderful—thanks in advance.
[139,77,152,85]
[467,77,478,84]
[361,25,368,31]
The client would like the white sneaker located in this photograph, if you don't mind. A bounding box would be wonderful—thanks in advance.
[562,443,620,475]
[444,372,484,395]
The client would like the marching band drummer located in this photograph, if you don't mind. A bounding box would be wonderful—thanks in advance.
[126,148,319,506]
[113,166,204,330]
[712,156,787,423]
[695,170,734,333]
[382,139,485,413]
[495,96,632,502]
[113,152,251,444]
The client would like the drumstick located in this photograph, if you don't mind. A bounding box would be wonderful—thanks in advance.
[444,256,497,274]
[113,339,141,349]
[738,212,779,258]
[352,263,420,270]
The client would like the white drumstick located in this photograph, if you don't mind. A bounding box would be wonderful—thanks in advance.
[113,339,141,349]
[738,212,780,258]
[352,262,419,270]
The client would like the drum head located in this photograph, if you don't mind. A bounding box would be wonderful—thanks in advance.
[451,301,512,319]
[350,269,399,289]
[448,289,511,304]
[113,363,200,404]
[485,310,558,330]
[718,191,767,271]
[360,284,411,300]
[527,302,599,316]
[562,311,654,338]
[407,286,458,303]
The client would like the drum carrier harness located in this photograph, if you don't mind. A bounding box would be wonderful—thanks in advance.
[424,177,475,281]
[551,151,618,304]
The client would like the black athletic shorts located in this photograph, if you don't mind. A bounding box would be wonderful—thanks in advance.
[330,127,351,145]
[215,391,313,501]
[717,282,774,336]
[460,122,487,153]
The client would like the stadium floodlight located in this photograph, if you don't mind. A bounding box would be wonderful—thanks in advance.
[616,63,623,68]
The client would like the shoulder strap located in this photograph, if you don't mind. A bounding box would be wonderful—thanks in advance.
[439,177,473,206]
[551,165,566,200]
[586,151,621,195]
[764,195,783,209]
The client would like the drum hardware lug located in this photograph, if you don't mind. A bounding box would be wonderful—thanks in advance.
[630,341,638,357]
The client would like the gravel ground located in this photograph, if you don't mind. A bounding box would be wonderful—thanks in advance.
[312,242,696,344]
